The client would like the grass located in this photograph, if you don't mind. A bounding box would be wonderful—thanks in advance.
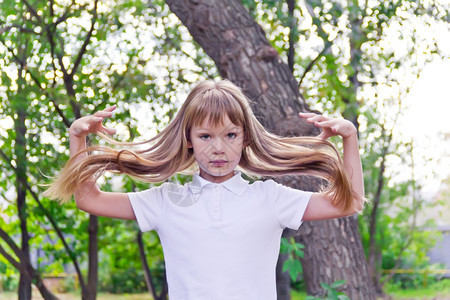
[0,292,153,300]
[1,280,450,300]
[291,290,308,300]
[290,279,450,300]
[383,279,450,299]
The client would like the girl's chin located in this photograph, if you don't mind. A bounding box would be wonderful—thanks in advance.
[199,168,235,182]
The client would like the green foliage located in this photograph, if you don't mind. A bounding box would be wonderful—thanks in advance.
[97,218,165,293]
[280,237,304,281]
[100,266,147,293]
[1,0,448,295]
[385,278,450,298]
[286,0,447,291]
[0,0,219,292]
[0,260,19,291]
[305,280,349,300]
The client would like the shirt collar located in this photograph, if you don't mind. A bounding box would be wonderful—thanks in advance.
[189,171,248,196]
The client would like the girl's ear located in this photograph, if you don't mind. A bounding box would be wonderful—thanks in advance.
[187,140,192,148]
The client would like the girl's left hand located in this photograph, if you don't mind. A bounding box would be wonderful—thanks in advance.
[299,112,357,140]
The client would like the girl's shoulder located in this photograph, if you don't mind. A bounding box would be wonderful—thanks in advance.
[249,178,278,187]
[131,181,190,196]
[248,179,307,195]
[247,178,283,193]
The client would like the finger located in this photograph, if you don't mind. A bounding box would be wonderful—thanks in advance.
[317,131,328,140]
[80,124,90,133]
[102,105,117,112]
[307,115,328,123]
[298,112,318,118]
[101,126,117,135]
[94,110,114,118]
[89,116,104,123]
[313,119,335,128]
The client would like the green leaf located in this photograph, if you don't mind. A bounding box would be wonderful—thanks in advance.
[331,279,346,288]
[282,259,303,281]
[320,282,330,290]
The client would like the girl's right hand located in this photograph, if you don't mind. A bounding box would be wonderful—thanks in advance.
[69,105,117,137]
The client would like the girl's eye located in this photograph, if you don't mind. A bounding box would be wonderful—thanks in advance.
[227,133,237,139]
[200,134,210,140]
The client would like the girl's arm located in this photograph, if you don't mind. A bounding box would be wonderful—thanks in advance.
[70,106,136,220]
[298,113,364,220]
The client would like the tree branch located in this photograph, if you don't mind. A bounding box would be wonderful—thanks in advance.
[0,25,39,35]
[28,73,72,128]
[300,0,338,88]
[304,0,329,41]
[0,36,26,67]
[21,0,42,22]
[70,0,98,77]
[298,40,333,88]
[0,148,87,291]
[0,244,24,272]
[40,8,68,77]
[0,34,72,128]
[0,228,59,300]
[53,0,76,27]
[0,227,29,264]
[287,0,296,73]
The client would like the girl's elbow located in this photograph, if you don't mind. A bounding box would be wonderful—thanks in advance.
[74,196,89,212]
[352,197,365,214]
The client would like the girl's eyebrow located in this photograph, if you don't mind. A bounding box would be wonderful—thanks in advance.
[195,126,242,131]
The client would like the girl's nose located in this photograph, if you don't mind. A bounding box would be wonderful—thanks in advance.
[212,138,225,154]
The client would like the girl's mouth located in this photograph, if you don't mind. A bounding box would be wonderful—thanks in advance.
[210,160,228,167]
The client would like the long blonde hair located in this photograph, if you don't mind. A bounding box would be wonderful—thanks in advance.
[45,80,362,212]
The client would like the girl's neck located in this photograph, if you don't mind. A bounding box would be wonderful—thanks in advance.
[198,169,236,183]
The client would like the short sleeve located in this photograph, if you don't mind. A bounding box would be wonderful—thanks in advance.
[128,184,166,232]
[265,180,312,230]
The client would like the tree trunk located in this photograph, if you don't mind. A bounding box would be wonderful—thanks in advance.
[0,228,58,300]
[275,248,291,299]
[298,218,373,297]
[66,80,98,300]
[367,129,391,295]
[164,0,375,298]
[137,231,168,300]
[14,67,32,300]
[85,215,98,300]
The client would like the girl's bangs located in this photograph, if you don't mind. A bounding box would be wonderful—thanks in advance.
[191,89,245,128]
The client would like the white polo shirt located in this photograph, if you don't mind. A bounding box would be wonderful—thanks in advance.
[128,171,312,300]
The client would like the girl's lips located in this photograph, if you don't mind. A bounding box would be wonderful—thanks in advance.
[210,160,228,166]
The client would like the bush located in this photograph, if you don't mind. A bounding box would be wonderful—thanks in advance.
[0,261,18,292]
[100,266,147,293]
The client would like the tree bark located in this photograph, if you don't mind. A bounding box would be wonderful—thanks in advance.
[164,0,375,298]
[86,215,98,300]
[0,228,59,300]
[14,67,32,300]
[275,247,291,299]
[137,231,168,300]
[287,0,296,73]
[367,128,392,295]
[65,71,98,300]
[298,218,372,297]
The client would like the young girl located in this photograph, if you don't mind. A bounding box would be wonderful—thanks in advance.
[45,80,365,299]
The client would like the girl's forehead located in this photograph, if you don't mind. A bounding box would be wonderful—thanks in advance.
[193,115,243,130]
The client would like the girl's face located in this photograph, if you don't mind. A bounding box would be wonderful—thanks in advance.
[188,115,244,183]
